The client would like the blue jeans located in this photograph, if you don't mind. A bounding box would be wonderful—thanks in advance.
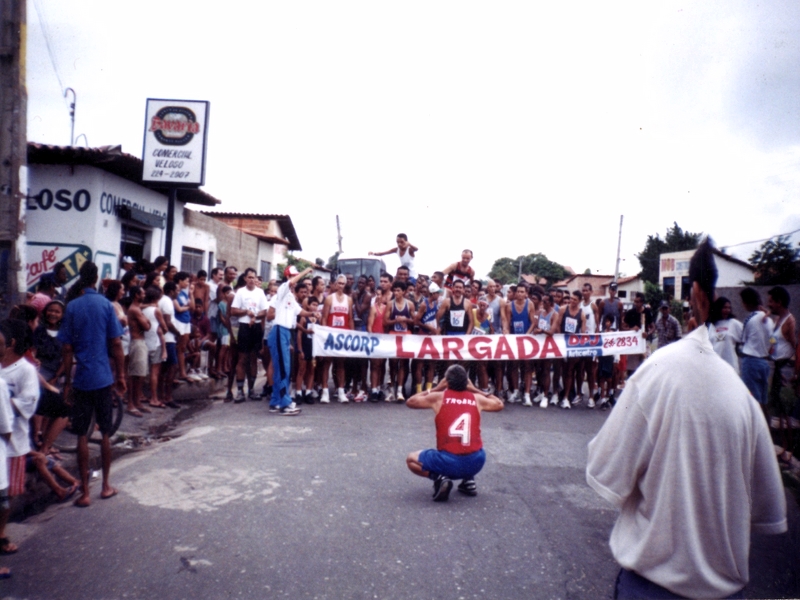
[267,325,294,409]
[740,356,770,404]
[614,569,743,599]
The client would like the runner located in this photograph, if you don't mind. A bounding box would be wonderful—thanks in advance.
[553,291,586,409]
[578,283,599,407]
[503,283,536,405]
[384,281,414,401]
[414,282,441,393]
[442,250,475,291]
[405,365,503,502]
[436,280,473,336]
[320,275,353,403]
[367,274,392,402]
[533,294,558,408]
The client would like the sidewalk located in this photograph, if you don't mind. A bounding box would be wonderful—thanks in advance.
[15,375,230,520]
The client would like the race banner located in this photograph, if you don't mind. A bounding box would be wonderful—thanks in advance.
[312,326,645,361]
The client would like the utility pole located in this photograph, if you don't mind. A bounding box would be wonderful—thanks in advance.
[0,0,27,317]
[336,215,342,253]
[614,215,624,282]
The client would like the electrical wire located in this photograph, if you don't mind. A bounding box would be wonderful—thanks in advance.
[33,0,65,95]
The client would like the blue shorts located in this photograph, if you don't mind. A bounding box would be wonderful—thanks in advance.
[419,448,486,480]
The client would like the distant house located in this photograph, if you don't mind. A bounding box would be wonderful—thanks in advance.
[201,212,301,282]
[659,249,754,301]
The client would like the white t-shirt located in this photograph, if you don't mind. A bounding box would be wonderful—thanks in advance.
[708,318,743,374]
[158,295,176,344]
[0,380,14,489]
[232,286,268,325]
[273,282,302,329]
[740,310,770,358]
[586,326,787,598]
[0,358,40,457]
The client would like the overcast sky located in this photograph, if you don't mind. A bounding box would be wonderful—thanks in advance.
[26,0,800,279]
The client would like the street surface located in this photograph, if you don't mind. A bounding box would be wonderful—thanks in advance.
[3,398,799,599]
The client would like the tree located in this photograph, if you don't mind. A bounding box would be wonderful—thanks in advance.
[277,252,315,279]
[315,258,325,267]
[488,253,568,288]
[749,235,800,285]
[637,222,701,284]
[326,251,341,271]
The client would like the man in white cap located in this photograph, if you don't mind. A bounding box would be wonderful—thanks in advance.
[118,256,135,281]
[267,265,315,415]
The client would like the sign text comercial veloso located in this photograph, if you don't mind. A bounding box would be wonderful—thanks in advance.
[142,99,209,186]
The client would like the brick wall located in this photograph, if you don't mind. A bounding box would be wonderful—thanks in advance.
[183,209,261,271]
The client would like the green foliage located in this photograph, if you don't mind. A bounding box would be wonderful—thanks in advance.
[644,281,685,323]
[315,258,325,267]
[637,222,701,284]
[488,253,567,288]
[326,251,341,271]
[749,235,800,285]
[583,268,592,275]
[287,253,314,271]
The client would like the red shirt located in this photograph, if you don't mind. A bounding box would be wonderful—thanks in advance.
[435,389,482,455]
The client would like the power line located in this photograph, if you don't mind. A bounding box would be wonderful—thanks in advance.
[33,0,65,94]
[720,228,800,250]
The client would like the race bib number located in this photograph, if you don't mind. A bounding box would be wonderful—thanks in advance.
[448,413,471,446]
[394,322,407,332]
[332,315,345,327]
[564,316,578,334]
[538,318,548,331]
[513,321,525,334]
[450,310,465,327]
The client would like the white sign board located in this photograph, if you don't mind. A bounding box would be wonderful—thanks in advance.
[142,98,209,186]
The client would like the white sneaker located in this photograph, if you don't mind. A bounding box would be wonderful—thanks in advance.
[320,389,330,404]
[396,388,405,402]
[353,390,367,402]
[385,389,395,403]
[337,388,348,403]
[571,394,583,406]
[587,397,596,409]
[559,398,571,409]
[550,394,559,405]
[597,396,609,409]
[538,394,548,409]
[508,390,520,404]
[522,393,532,407]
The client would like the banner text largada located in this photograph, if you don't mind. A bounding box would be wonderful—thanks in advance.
[312,326,646,361]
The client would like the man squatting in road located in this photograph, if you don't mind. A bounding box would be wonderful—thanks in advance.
[405,364,503,502]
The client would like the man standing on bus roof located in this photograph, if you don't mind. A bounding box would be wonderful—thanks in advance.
[369,234,418,283]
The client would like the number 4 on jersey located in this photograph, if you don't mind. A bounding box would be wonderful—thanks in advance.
[448,413,471,446]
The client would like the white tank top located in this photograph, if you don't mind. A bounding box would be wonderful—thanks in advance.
[142,306,160,352]
[581,301,597,333]
[397,247,417,279]
[770,314,795,361]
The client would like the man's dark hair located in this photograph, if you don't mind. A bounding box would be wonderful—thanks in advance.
[396,266,409,274]
[105,281,123,302]
[397,233,408,241]
[144,286,162,304]
[153,256,169,270]
[688,238,717,301]
[380,272,393,283]
[225,266,237,275]
[768,286,790,308]
[211,267,221,277]
[445,365,468,392]
[175,271,190,283]
[572,290,582,300]
[197,269,208,279]
[128,285,143,301]
[163,281,178,295]
[473,280,483,291]
[433,271,444,280]
[66,261,99,304]
[634,291,646,302]
[583,282,593,291]
[392,281,407,292]
[740,287,761,308]
[1,318,31,355]
[220,285,232,295]
[244,268,257,277]
[37,274,56,293]
[9,304,37,325]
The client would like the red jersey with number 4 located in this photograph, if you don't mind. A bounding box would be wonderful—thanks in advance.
[435,390,482,455]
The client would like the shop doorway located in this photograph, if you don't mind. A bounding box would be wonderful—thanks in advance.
[120,225,146,264]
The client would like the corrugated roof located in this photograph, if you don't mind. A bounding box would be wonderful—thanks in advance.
[200,211,301,251]
[27,143,220,206]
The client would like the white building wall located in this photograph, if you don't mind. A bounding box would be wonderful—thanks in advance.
[25,164,194,291]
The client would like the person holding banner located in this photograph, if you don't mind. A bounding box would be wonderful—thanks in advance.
[320,275,353,404]
[414,282,442,394]
[384,281,413,401]
[554,291,587,409]
[406,365,503,502]
[533,294,559,408]
[267,266,314,416]
[503,284,536,405]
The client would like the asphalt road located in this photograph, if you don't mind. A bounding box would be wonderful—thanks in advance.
[3,398,799,599]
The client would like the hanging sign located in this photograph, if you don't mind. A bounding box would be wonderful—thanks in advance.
[142,98,209,186]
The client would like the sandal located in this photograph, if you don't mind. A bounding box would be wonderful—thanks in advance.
[0,538,18,555]
[126,408,143,418]
[148,401,167,409]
